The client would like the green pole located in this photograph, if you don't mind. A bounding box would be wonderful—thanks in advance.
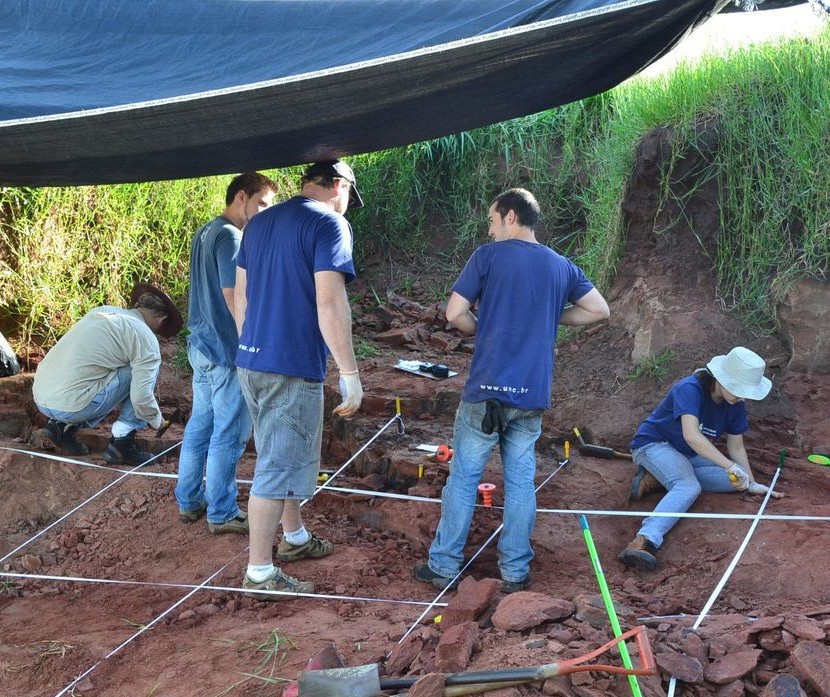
[579,514,643,697]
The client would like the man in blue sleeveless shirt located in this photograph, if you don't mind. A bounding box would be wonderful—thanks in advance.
[176,172,277,533]
[414,188,610,593]
[234,160,364,599]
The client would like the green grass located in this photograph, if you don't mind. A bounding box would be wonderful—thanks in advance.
[628,349,677,381]
[354,338,380,360]
[213,629,296,697]
[1,26,829,348]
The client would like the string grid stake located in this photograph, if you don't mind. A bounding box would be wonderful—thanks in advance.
[478,482,496,507]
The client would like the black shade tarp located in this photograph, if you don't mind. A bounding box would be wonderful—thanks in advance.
[0,0,729,186]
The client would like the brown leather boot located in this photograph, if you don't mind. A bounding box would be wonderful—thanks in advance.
[629,466,663,502]
[618,535,658,570]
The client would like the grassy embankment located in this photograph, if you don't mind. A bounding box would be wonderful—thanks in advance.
[0,28,827,350]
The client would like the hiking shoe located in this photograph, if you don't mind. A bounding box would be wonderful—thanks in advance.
[618,535,658,571]
[501,572,532,594]
[242,567,314,600]
[103,430,154,466]
[276,531,333,561]
[207,512,249,535]
[42,420,89,456]
[629,466,663,502]
[179,504,207,524]
[413,563,457,590]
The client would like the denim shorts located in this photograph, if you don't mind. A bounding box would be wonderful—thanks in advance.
[238,368,323,500]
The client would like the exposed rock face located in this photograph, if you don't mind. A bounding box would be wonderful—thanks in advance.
[778,278,830,374]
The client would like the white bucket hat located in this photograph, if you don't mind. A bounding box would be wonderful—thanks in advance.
[706,346,771,401]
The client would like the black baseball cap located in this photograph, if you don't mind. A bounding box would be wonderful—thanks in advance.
[303,159,364,209]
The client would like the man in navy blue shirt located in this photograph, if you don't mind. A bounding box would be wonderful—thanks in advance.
[414,188,609,592]
[234,160,364,599]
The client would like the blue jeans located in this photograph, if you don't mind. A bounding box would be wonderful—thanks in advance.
[633,441,734,548]
[428,399,542,583]
[36,365,147,432]
[175,346,251,524]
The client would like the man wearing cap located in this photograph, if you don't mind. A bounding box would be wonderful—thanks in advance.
[620,345,784,571]
[33,283,183,466]
[175,171,277,536]
[234,159,364,598]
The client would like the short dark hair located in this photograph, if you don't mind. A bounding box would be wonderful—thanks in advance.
[491,188,541,228]
[226,172,277,206]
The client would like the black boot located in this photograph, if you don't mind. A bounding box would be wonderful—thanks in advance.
[103,430,154,466]
[43,419,89,455]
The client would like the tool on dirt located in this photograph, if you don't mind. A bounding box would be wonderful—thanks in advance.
[296,625,655,697]
[419,361,450,378]
[808,453,830,466]
[155,419,171,438]
[395,359,458,380]
[418,462,424,479]
[154,407,182,438]
[579,514,647,697]
[478,482,496,507]
[572,426,632,460]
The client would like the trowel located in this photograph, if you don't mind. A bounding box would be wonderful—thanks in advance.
[573,426,632,460]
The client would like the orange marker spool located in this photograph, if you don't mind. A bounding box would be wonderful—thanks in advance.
[478,482,496,507]
[436,444,454,463]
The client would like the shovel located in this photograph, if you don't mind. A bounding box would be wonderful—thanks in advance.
[573,427,632,460]
[297,625,655,696]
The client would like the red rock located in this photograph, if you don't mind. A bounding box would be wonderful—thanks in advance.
[441,576,500,629]
[385,635,423,675]
[435,620,478,673]
[655,650,704,683]
[491,593,573,632]
[783,617,826,641]
[703,649,762,684]
[790,641,830,697]
[760,674,807,697]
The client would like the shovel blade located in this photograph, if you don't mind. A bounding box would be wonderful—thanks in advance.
[298,664,382,697]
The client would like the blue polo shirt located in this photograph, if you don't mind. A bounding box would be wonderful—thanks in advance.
[630,374,749,456]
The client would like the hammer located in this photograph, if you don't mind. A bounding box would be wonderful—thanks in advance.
[155,407,182,437]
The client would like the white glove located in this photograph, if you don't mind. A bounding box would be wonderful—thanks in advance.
[747,481,785,499]
[334,371,363,417]
[726,463,750,491]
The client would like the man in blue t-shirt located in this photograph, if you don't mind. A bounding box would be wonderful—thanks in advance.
[414,188,610,593]
[234,160,364,599]
[176,172,277,534]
